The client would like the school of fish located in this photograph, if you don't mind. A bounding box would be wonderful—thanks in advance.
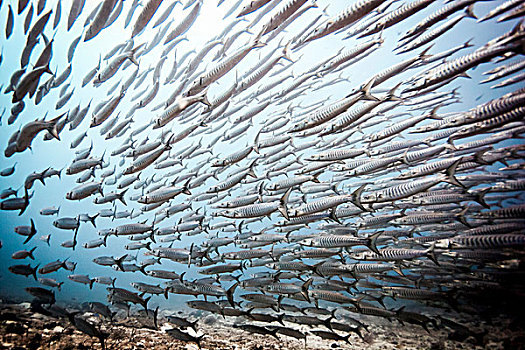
[1,0,524,348]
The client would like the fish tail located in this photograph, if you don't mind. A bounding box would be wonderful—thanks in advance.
[282,42,293,62]
[360,77,379,101]
[29,246,37,260]
[153,306,159,329]
[119,189,128,206]
[473,188,490,208]
[301,278,312,303]
[278,187,292,220]
[350,183,368,212]
[32,264,39,281]
[226,282,238,308]
[425,243,439,266]
[329,208,341,224]
[197,88,211,106]
[366,231,383,255]
[456,206,472,228]
[143,296,151,312]
[465,5,477,19]
[47,113,65,140]
[444,157,465,188]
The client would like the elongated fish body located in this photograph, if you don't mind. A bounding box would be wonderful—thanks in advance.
[407,44,519,92]
[132,0,164,38]
[13,65,52,102]
[124,138,172,174]
[359,0,436,38]
[301,0,386,44]
[6,5,14,39]
[153,1,178,28]
[11,114,62,154]
[68,0,86,30]
[94,46,141,85]
[185,37,264,97]
[164,0,201,44]
[66,181,103,201]
[397,14,471,54]
[91,90,125,127]
[84,0,118,42]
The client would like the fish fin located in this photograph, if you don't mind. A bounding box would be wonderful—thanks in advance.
[473,188,490,209]
[444,158,465,188]
[350,183,368,212]
[301,278,312,303]
[360,77,378,101]
[278,187,292,220]
[226,282,238,308]
[311,170,322,183]
[29,246,37,260]
[32,264,39,281]
[465,5,477,19]
[329,208,341,224]
[143,296,151,312]
[366,231,383,255]
[425,243,439,266]
[456,206,472,228]
[119,189,128,206]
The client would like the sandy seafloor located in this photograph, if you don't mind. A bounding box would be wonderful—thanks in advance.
[1,300,524,350]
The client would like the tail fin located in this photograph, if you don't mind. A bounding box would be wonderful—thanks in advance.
[465,5,476,19]
[350,183,368,212]
[473,188,490,208]
[89,213,99,228]
[425,243,439,266]
[359,77,378,101]
[23,219,37,244]
[227,282,238,308]
[301,278,312,303]
[182,178,192,196]
[118,189,128,206]
[28,246,37,260]
[281,42,293,62]
[127,43,145,66]
[366,231,383,255]
[277,187,292,220]
[443,158,465,188]
[46,113,65,140]
[152,306,159,329]
[32,264,39,281]
[142,296,151,312]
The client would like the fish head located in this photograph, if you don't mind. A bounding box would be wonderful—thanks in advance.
[266,183,278,191]
[287,208,299,217]
[210,159,223,167]
[352,251,369,260]
[4,143,17,157]
[391,217,407,225]
[266,263,277,270]
[65,191,73,200]
[300,238,314,247]
[397,171,412,179]
[416,197,430,205]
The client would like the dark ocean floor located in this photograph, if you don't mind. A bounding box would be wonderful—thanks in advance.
[1,300,525,350]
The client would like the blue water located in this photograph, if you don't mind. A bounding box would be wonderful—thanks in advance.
[0,0,523,313]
